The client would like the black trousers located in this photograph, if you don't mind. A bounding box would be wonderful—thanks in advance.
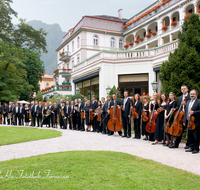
[48,114,54,127]
[92,116,98,131]
[72,115,76,129]
[81,118,85,130]
[37,114,42,127]
[7,114,12,125]
[32,113,37,126]
[15,114,19,125]
[102,113,107,133]
[76,116,81,130]
[174,121,194,147]
[3,114,7,124]
[122,114,131,136]
[134,118,141,138]
[190,126,200,152]
[18,114,23,126]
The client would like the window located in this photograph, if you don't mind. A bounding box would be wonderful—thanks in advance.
[67,45,69,52]
[94,35,98,45]
[46,83,49,87]
[72,41,74,52]
[72,58,74,66]
[77,55,80,64]
[77,37,80,48]
[119,39,123,49]
[111,38,115,48]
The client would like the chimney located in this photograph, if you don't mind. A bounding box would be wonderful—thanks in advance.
[118,9,123,19]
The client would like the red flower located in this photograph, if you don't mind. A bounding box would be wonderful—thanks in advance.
[128,42,133,46]
[134,40,139,43]
[162,26,168,30]
[184,14,191,19]
[145,34,151,38]
[62,68,67,71]
[151,31,157,36]
[59,85,63,88]
[138,38,143,41]
[124,44,128,48]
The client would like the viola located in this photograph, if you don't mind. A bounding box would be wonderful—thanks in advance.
[97,114,102,122]
[169,97,188,137]
[107,87,123,132]
[130,102,138,119]
[188,108,196,130]
[89,110,94,121]
[146,103,157,133]
[142,111,149,122]
[0,114,2,124]
[157,107,165,115]
[81,112,85,119]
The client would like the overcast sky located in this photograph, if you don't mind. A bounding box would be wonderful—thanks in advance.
[12,0,156,32]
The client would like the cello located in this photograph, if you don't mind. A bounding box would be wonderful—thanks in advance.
[107,87,123,132]
[146,102,157,133]
[168,97,188,136]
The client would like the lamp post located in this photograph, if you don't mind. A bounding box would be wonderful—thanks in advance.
[106,85,111,95]
[151,81,158,93]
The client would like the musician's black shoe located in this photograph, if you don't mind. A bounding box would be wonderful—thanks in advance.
[121,135,127,138]
[127,135,131,138]
[192,150,199,154]
[76,129,79,131]
[185,148,193,152]
[168,144,178,148]
[102,131,106,134]
[69,128,72,130]
[137,137,141,139]
[184,145,190,149]
[92,130,96,132]
[108,133,114,136]
[133,137,137,139]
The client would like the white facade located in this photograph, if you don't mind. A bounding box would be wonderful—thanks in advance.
[53,0,200,99]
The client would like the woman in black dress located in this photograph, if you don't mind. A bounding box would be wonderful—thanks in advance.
[53,103,58,128]
[133,94,143,139]
[3,103,8,125]
[164,92,177,147]
[24,104,30,126]
[41,103,49,127]
[149,93,159,141]
[84,100,92,131]
[152,93,168,145]
[142,96,149,140]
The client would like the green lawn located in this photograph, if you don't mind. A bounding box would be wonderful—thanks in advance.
[0,126,62,146]
[0,151,199,189]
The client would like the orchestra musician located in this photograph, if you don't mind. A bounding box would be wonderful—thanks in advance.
[96,100,102,133]
[3,103,8,125]
[48,102,54,128]
[11,103,15,125]
[142,96,149,140]
[70,101,76,130]
[13,102,19,126]
[18,103,25,126]
[148,93,159,141]
[64,101,71,129]
[57,99,64,129]
[30,101,34,126]
[53,103,58,128]
[183,89,200,154]
[32,101,38,127]
[81,97,88,131]
[91,95,98,132]
[152,93,167,145]
[84,100,92,131]
[24,104,30,126]
[169,85,191,149]
[6,102,13,125]
[41,103,49,127]
[121,91,133,138]
[0,102,2,124]
[60,102,67,129]
[164,92,177,147]
[101,97,107,134]
[37,101,43,127]
[133,94,143,139]
[106,95,112,135]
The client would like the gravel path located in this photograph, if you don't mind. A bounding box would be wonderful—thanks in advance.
[0,125,200,176]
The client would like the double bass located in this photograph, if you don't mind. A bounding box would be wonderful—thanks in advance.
[146,102,157,133]
[107,87,123,132]
[168,97,188,136]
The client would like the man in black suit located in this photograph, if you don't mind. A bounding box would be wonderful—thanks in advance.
[91,95,98,132]
[81,97,88,131]
[77,99,83,130]
[37,101,43,127]
[30,101,34,126]
[6,102,13,125]
[18,103,25,126]
[121,91,133,138]
[13,103,19,125]
[64,101,71,129]
[101,97,108,134]
[57,99,63,129]
[183,89,200,154]
[106,95,112,134]
[48,102,54,128]
[74,99,79,130]
[70,101,76,130]
[169,85,191,149]
[32,101,38,127]
[0,102,3,124]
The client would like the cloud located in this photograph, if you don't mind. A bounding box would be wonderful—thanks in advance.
[45,0,56,5]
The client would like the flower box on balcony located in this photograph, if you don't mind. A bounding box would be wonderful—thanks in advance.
[59,51,64,56]
[62,68,67,71]
[124,44,128,48]
[145,34,151,38]
[171,21,177,26]
[151,31,157,36]
[138,38,143,42]
[128,42,133,46]
[184,14,191,19]
[66,68,71,71]
[156,5,161,9]
[123,25,127,30]
[53,69,59,73]
[198,10,200,13]
[134,40,139,43]
[162,26,168,30]
[65,84,70,88]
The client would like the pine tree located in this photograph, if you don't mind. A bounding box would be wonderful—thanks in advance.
[159,14,200,97]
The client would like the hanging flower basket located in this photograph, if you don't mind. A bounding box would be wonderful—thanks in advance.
[162,26,168,30]
[53,69,59,73]
[184,14,191,19]
[128,42,133,46]
[145,34,151,38]
[124,44,128,48]
[171,21,177,26]
[151,31,157,36]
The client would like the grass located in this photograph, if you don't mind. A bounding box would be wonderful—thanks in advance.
[0,151,199,189]
[0,126,62,146]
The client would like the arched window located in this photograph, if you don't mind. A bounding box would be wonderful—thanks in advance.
[119,39,123,49]
[72,41,74,52]
[77,37,80,48]
[94,35,98,45]
[111,38,115,48]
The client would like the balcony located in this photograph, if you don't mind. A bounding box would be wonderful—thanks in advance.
[53,68,72,77]
[59,51,71,62]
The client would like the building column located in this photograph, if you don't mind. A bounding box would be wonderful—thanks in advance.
[58,74,62,85]
[170,33,173,42]
[53,77,56,89]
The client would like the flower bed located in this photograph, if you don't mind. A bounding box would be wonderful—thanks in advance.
[134,40,139,44]
[138,38,143,42]
[62,68,67,71]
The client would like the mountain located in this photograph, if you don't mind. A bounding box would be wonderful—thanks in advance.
[27,20,66,75]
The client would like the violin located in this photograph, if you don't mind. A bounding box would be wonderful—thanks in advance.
[146,102,157,133]
[142,111,149,122]
[107,87,123,132]
[130,102,138,119]
[89,109,94,121]
[188,108,196,130]
[169,97,188,137]
[0,113,2,124]
[81,112,85,119]
[157,107,165,115]
[97,114,102,122]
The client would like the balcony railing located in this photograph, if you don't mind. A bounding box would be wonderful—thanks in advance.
[53,68,72,75]
[124,0,181,32]
[73,40,179,72]
[59,51,71,62]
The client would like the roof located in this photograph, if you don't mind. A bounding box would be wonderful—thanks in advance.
[86,15,127,23]
[42,73,54,79]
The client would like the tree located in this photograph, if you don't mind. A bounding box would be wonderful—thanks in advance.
[0,0,17,41]
[109,85,122,100]
[35,91,43,102]
[159,14,200,97]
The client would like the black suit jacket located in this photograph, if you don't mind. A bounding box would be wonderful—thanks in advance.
[91,100,98,111]
[0,105,2,114]
[37,105,43,115]
[133,101,143,118]
[110,100,121,107]
[6,105,13,113]
[64,105,70,117]
[13,106,20,115]
[121,98,133,117]
[57,103,63,115]
[183,99,200,127]
[177,94,190,110]
[18,106,25,116]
